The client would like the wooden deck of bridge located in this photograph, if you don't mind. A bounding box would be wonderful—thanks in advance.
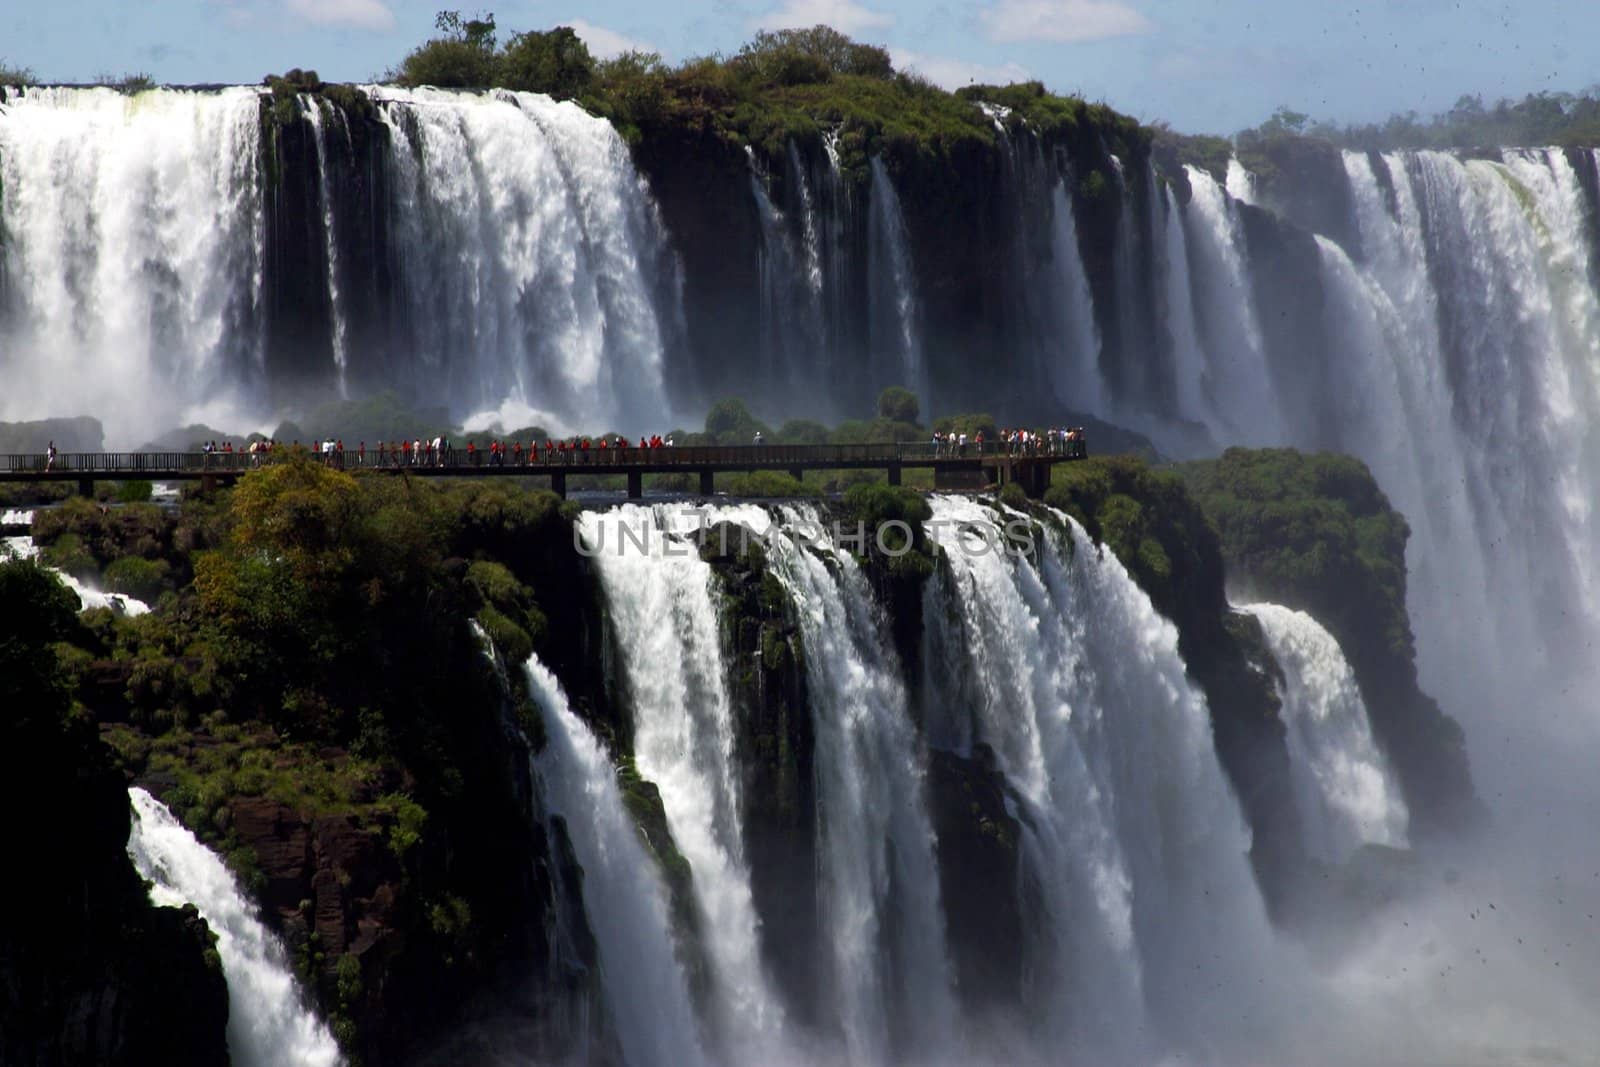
[1,444,1084,500]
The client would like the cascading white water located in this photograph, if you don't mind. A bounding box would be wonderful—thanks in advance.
[746,147,822,401]
[1242,603,1409,864]
[0,87,267,444]
[575,505,789,1060]
[866,157,927,406]
[923,496,1280,1063]
[0,86,678,443]
[1043,174,1106,416]
[521,654,709,1067]
[1319,148,1600,763]
[1160,183,1211,435]
[369,87,673,435]
[0,534,150,614]
[126,787,343,1067]
[786,141,827,316]
[1179,165,1285,444]
[1224,157,1257,205]
[302,97,348,396]
[721,503,961,1063]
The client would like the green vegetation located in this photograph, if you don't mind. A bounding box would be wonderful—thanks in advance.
[375,13,1145,179]
[876,386,920,424]
[1238,90,1600,152]
[93,71,157,94]
[0,60,33,87]
[1045,455,1216,620]
[1176,447,1410,661]
[390,11,605,99]
[725,470,819,498]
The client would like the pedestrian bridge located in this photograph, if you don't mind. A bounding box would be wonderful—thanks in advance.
[0,443,1085,500]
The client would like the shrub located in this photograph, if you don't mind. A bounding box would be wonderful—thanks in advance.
[725,471,818,498]
[876,386,921,425]
[498,26,595,99]
[103,556,171,602]
[116,480,154,504]
[41,533,97,581]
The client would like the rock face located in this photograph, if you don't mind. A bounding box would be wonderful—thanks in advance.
[1,558,229,1065]
[925,746,1023,1012]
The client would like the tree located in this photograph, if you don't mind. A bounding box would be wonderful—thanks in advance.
[733,26,893,86]
[876,386,920,425]
[703,398,771,444]
[498,26,596,99]
[392,10,498,88]
[0,60,33,86]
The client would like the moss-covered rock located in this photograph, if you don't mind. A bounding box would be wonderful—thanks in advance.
[1177,447,1481,836]
[925,745,1023,1012]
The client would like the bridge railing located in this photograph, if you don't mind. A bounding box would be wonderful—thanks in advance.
[2,440,1085,475]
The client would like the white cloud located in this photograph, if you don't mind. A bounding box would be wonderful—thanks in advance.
[284,0,396,31]
[980,0,1151,44]
[889,47,1030,90]
[752,0,893,36]
[566,19,657,60]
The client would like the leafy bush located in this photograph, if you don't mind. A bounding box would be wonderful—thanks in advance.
[725,471,818,498]
[116,480,154,503]
[876,386,920,425]
[103,556,171,602]
[498,27,595,99]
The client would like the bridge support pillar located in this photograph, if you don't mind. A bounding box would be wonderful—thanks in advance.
[788,468,805,485]
[551,472,567,499]
[699,470,715,497]
[77,477,94,499]
[886,464,902,487]
[1016,461,1051,499]
[200,474,219,495]
[627,471,643,500]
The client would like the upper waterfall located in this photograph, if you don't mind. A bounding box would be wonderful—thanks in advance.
[0,85,679,444]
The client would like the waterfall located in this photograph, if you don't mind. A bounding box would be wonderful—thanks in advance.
[0,86,677,443]
[721,503,961,1063]
[1225,157,1257,205]
[1179,165,1284,444]
[1320,148,1600,756]
[0,87,267,443]
[923,496,1276,1062]
[522,654,709,1067]
[1045,174,1106,416]
[368,87,673,435]
[126,788,343,1067]
[302,97,348,396]
[576,505,789,1059]
[746,147,822,405]
[1159,183,1211,442]
[867,157,926,406]
[0,535,151,615]
[1242,603,1409,864]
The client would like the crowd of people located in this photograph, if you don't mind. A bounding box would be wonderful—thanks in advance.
[929,426,1087,458]
[186,426,1087,469]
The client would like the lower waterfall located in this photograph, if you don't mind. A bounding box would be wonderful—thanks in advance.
[922,496,1281,1063]
[126,787,343,1067]
[522,654,709,1067]
[576,506,791,1061]
[726,503,961,1064]
[1242,602,1409,864]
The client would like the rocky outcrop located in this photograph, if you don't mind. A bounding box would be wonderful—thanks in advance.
[1178,447,1481,838]
[1,557,229,1065]
[925,746,1023,1012]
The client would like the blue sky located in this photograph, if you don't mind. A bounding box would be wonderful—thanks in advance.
[4,0,1596,134]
